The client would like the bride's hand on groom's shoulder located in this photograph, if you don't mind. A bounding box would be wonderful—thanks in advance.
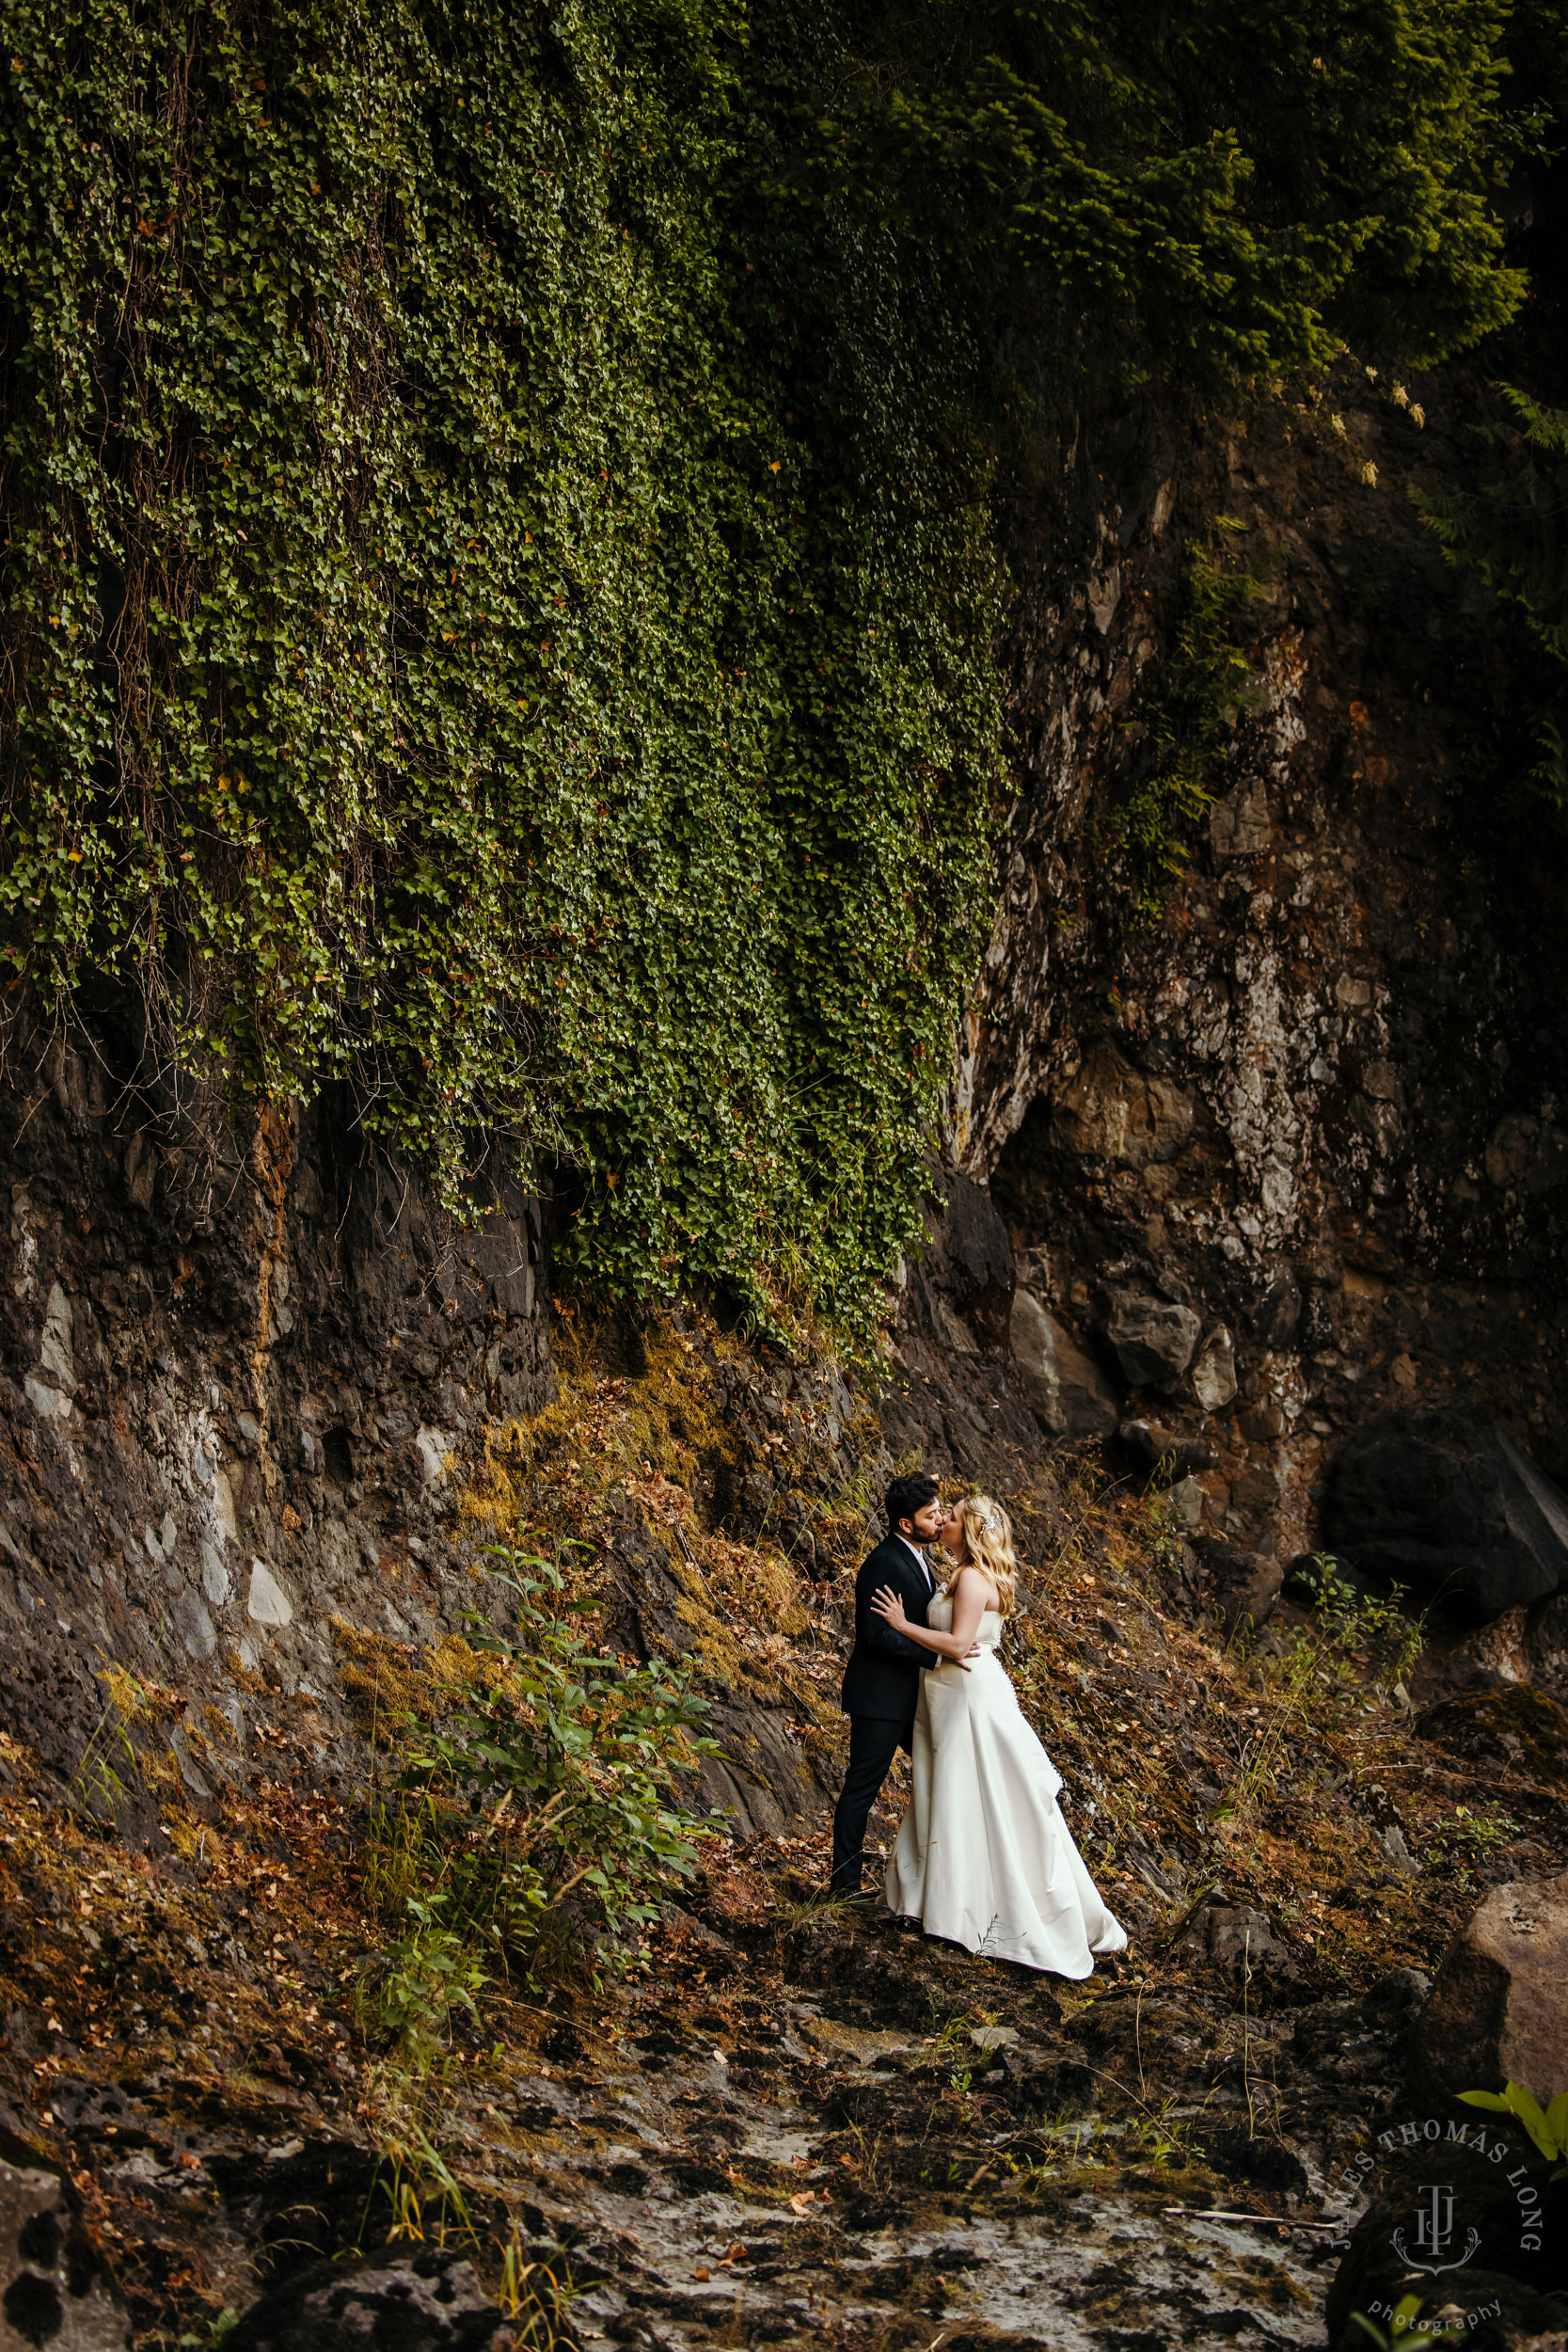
[869,1582,907,1629]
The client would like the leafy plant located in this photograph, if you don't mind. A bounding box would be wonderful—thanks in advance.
[1290,1553,1425,1692]
[1419,1801,1520,1890]
[392,1549,726,1984]
[1350,2294,1427,2350]
[814,0,1528,385]
[1103,527,1259,919]
[1460,2081,1568,2175]
[359,1890,488,2073]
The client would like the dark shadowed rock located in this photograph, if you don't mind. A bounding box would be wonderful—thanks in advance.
[1323,1410,1568,1626]
[223,2245,509,2352]
[932,1168,1017,1349]
[0,2155,129,2351]
[1010,1290,1118,1438]
[1408,1868,1568,2106]
[1326,2130,1568,2351]
[1194,1536,1282,1634]
[1117,1418,1217,1480]
[1101,1292,1202,1389]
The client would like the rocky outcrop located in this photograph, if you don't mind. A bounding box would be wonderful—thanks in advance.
[1324,1411,1568,1625]
[1174,1897,1311,2006]
[1009,1288,1117,1438]
[956,369,1568,1574]
[1408,1868,1568,2103]
[0,1019,554,1799]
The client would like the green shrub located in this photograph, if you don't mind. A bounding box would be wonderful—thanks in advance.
[384,1551,726,1993]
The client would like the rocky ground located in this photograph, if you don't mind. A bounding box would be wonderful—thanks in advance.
[3,1297,1567,2352]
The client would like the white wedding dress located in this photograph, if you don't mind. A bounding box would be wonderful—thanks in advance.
[884,1598,1128,1976]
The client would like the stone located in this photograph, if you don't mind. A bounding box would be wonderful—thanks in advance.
[416,1425,454,1485]
[1166,1474,1205,1530]
[1176,1899,1306,2006]
[245,1560,293,1627]
[172,1588,216,1661]
[24,1378,71,1423]
[1010,1290,1118,1438]
[1101,1292,1202,1389]
[1049,1040,1195,1169]
[1191,1326,1237,1411]
[223,2245,509,2352]
[201,1543,231,1607]
[38,1284,75,1392]
[1484,1113,1568,1195]
[1407,1867,1568,2105]
[0,2155,130,2351]
[1360,1965,1431,2026]
[1209,778,1271,860]
[1323,1409,1568,1626]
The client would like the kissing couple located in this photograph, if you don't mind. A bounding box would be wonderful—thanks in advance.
[829,1472,1127,1977]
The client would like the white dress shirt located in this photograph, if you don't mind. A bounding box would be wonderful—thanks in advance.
[896,1534,935,1594]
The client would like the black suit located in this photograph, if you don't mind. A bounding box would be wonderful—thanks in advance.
[831,1534,936,1891]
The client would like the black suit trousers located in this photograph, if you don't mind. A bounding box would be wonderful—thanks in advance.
[830,1713,913,1892]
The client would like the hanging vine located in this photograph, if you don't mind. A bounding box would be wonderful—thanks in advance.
[0,0,1003,1344]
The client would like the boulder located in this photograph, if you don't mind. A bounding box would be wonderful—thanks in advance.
[1408,1868,1568,2106]
[0,2155,129,2352]
[1166,1474,1206,1531]
[1174,1898,1308,2006]
[1101,1292,1201,1389]
[1049,1040,1195,1168]
[1323,1410,1568,1626]
[1010,1290,1118,1439]
[224,2247,509,2351]
[1191,1326,1238,1412]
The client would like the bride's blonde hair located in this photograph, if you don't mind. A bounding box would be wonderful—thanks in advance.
[956,1493,1019,1616]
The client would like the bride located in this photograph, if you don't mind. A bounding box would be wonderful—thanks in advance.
[869,1493,1127,1977]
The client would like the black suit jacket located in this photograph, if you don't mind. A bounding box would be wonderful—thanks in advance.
[840,1535,936,1720]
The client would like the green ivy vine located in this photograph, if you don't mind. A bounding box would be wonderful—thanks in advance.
[0,0,1002,1344]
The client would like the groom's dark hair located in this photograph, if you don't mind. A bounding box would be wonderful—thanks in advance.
[886,1472,941,1536]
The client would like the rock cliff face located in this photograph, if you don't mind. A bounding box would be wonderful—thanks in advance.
[958,368,1568,1580]
[8,361,1568,1821]
[0,1019,553,1797]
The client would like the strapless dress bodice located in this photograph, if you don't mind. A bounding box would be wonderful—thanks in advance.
[927,1597,1005,1651]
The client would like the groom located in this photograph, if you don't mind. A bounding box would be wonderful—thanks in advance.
[830,1471,956,1901]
